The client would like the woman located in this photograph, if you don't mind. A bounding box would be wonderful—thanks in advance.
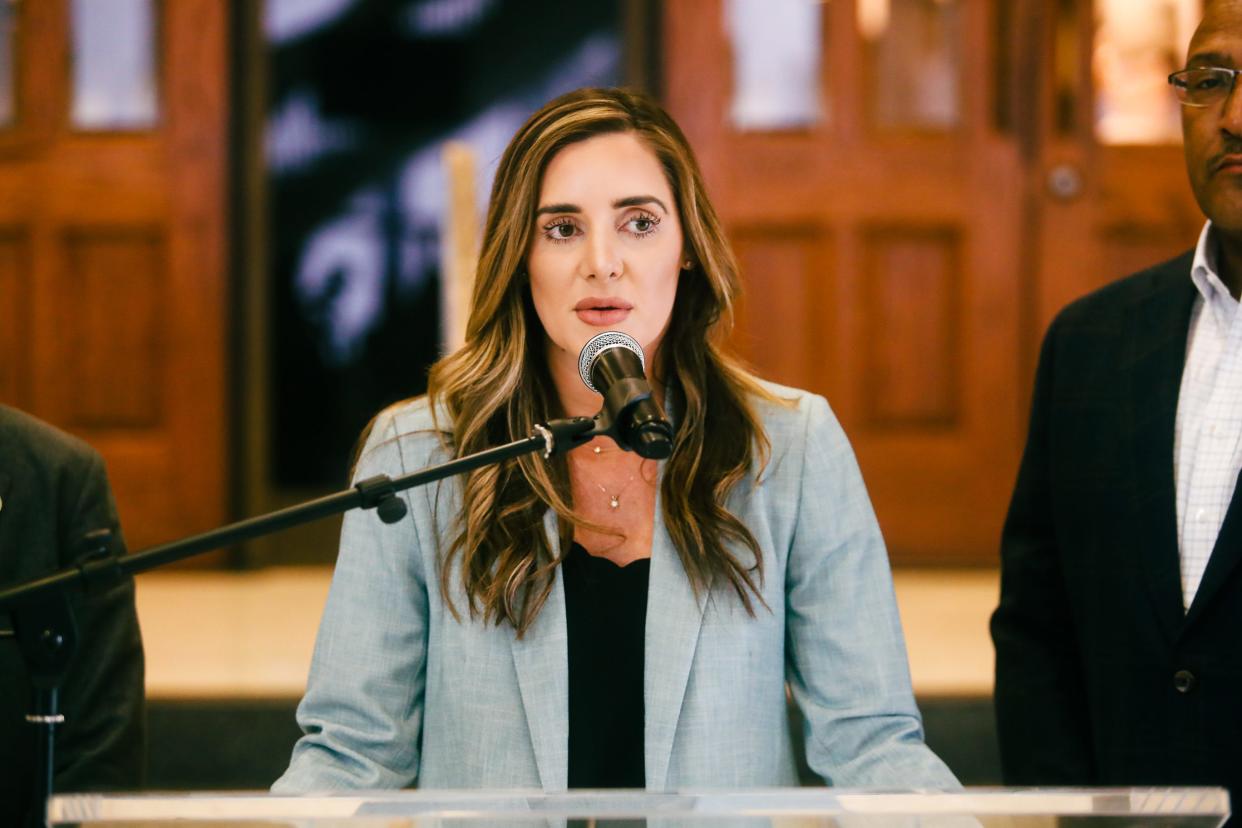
[275,88,957,792]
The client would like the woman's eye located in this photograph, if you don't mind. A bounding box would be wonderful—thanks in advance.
[625,213,660,236]
[544,221,578,242]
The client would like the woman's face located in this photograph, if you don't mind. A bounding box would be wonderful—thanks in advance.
[526,131,684,376]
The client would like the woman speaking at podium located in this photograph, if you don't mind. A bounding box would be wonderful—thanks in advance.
[275,88,957,792]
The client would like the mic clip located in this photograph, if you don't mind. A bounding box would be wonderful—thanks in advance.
[355,475,409,524]
[591,380,674,460]
[533,417,597,457]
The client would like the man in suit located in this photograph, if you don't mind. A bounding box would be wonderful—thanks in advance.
[0,405,146,824]
[992,0,1242,799]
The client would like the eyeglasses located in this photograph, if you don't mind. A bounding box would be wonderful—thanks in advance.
[1168,67,1240,107]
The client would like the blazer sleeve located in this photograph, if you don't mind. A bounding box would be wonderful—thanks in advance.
[274,413,431,792]
[990,314,1096,783]
[784,394,959,788]
[53,446,146,794]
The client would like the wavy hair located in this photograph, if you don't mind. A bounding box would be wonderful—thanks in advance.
[426,87,779,635]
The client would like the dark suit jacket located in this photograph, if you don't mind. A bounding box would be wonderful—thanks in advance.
[992,250,1242,800]
[0,405,145,824]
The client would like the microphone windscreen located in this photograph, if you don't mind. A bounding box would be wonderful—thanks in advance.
[577,331,645,392]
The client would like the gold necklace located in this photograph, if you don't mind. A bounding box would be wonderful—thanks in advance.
[571,448,642,510]
[594,472,638,510]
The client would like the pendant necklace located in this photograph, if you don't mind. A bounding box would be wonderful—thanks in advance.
[595,473,637,510]
[577,444,641,510]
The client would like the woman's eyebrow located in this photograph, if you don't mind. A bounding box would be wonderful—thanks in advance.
[613,195,668,213]
[534,195,669,217]
[535,202,579,216]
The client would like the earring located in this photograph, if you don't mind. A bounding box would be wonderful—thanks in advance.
[682,260,694,270]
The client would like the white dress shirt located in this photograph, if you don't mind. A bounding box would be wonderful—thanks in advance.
[1174,221,1242,611]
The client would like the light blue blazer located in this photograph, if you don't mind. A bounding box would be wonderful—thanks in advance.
[274,383,958,792]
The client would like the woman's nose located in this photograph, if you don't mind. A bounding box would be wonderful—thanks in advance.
[579,232,622,280]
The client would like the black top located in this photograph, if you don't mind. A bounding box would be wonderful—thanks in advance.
[563,541,650,789]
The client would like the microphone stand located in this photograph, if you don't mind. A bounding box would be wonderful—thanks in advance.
[0,415,597,828]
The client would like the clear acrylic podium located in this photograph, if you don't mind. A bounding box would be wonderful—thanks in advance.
[47,788,1230,827]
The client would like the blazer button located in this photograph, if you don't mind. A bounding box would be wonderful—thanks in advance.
[1173,669,1197,694]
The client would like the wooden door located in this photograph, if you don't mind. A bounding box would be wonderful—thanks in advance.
[1027,0,1203,342]
[666,0,1026,563]
[0,1,228,553]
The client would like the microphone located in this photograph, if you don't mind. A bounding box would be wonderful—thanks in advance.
[577,331,674,460]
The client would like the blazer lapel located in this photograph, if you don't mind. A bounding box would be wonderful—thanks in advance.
[1123,262,1197,644]
[643,487,707,790]
[509,509,569,791]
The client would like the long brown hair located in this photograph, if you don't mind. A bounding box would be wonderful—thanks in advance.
[427,87,779,635]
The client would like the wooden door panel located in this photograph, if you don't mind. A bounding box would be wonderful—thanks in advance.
[859,226,963,429]
[850,201,1023,560]
[665,0,1206,562]
[1032,1,1202,345]
[666,0,1023,563]
[0,231,29,404]
[59,228,167,428]
[1036,163,1200,334]
[99,441,183,547]
[733,227,834,393]
[0,0,227,555]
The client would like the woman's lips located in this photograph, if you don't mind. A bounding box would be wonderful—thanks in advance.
[574,297,632,327]
[576,307,631,326]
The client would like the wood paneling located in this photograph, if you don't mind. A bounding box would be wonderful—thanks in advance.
[61,228,165,428]
[733,226,832,392]
[1100,225,1198,289]
[667,0,1023,563]
[1,0,228,556]
[861,227,962,430]
[1029,9,1202,354]
[0,230,29,404]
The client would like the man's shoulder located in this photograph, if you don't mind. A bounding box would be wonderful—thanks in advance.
[1054,250,1195,331]
[0,405,100,473]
